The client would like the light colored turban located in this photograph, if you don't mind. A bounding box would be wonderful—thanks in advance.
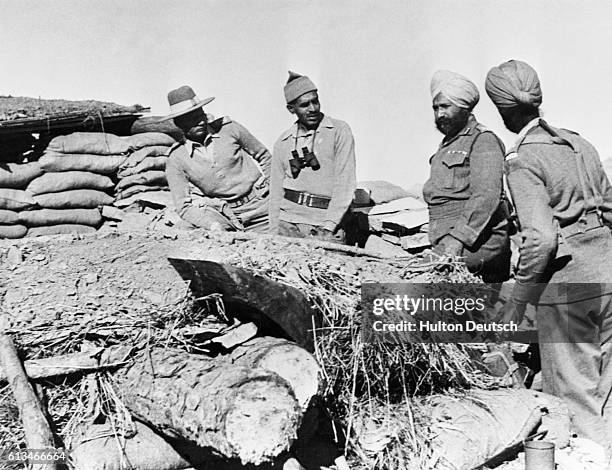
[485,60,542,108]
[430,70,480,109]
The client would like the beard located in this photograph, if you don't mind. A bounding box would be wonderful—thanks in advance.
[436,114,469,138]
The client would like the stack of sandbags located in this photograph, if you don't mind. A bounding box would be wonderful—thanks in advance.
[0,162,43,238]
[20,133,125,236]
[114,132,175,204]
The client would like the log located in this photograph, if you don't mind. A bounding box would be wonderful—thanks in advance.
[113,348,302,465]
[70,421,201,470]
[0,317,57,470]
[228,337,323,411]
[71,421,306,470]
[230,231,397,259]
[168,258,321,351]
[0,345,132,383]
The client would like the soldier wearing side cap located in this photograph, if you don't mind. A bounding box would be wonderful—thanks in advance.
[268,72,357,244]
[160,85,271,232]
[424,70,512,282]
[487,59,612,453]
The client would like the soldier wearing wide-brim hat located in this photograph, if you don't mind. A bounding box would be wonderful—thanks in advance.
[268,72,357,244]
[162,85,271,232]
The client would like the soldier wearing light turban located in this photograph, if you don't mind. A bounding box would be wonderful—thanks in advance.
[422,70,511,282]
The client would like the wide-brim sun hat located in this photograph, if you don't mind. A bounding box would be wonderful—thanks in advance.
[156,85,215,122]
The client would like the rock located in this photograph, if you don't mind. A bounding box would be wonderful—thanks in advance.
[6,246,22,265]
[364,235,407,257]
[83,273,98,285]
[101,205,125,221]
[206,322,258,349]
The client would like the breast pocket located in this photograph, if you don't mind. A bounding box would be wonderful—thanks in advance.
[441,151,469,189]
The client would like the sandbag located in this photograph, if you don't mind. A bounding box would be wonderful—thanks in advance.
[130,116,184,141]
[26,224,97,237]
[120,146,170,170]
[27,171,114,195]
[116,185,168,201]
[115,171,167,192]
[117,156,167,178]
[19,208,102,227]
[358,180,409,204]
[0,224,27,239]
[124,132,176,149]
[428,388,544,470]
[0,188,37,211]
[47,132,130,155]
[39,152,126,174]
[0,209,19,225]
[33,190,114,209]
[0,162,43,188]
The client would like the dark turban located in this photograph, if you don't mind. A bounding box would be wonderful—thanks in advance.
[485,60,542,108]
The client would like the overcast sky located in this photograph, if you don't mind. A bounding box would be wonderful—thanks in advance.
[1,0,611,187]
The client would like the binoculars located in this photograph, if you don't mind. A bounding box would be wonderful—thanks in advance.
[289,147,320,178]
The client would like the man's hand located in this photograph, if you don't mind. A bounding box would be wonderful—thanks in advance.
[438,235,464,257]
[496,299,527,325]
[317,228,338,242]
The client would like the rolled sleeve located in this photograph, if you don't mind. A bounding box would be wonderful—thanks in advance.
[449,132,504,247]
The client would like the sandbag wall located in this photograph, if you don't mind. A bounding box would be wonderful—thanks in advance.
[19,133,128,236]
[0,162,44,238]
[115,133,175,205]
[0,132,176,238]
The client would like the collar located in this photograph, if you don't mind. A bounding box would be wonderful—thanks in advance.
[516,117,541,142]
[182,116,231,155]
[507,117,541,155]
[280,114,334,141]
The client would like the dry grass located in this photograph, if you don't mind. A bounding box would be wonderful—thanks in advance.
[1,232,500,469]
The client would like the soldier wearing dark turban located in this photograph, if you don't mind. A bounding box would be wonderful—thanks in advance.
[487,59,612,454]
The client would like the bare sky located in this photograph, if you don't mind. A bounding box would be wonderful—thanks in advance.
[1,0,611,187]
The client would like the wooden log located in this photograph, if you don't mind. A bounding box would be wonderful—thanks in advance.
[228,337,323,411]
[70,421,200,470]
[0,317,57,470]
[0,345,132,383]
[230,231,399,259]
[167,258,321,351]
[113,348,302,465]
[71,421,306,470]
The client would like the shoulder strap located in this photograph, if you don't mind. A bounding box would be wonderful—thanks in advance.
[539,120,603,218]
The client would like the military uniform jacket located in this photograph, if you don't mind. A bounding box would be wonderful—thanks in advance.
[423,114,507,247]
[505,118,612,303]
